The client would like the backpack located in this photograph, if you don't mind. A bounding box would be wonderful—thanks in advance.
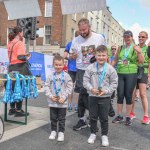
[147,46,150,58]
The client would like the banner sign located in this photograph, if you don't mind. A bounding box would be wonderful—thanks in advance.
[44,55,54,80]
[60,0,106,15]
[0,50,54,81]
[0,48,9,74]
[29,52,54,81]
[4,0,41,20]
[29,52,45,80]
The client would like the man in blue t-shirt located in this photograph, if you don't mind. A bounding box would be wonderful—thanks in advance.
[110,45,117,69]
[109,45,117,103]
[64,31,79,111]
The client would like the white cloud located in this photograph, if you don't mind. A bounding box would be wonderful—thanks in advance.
[139,0,150,9]
[128,23,150,44]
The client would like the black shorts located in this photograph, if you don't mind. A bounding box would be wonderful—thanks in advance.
[74,69,87,94]
[68,71,76,83]
[136,73,148,89]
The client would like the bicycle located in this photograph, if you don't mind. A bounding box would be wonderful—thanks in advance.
[0,80,4,140]
[0,115,4,140]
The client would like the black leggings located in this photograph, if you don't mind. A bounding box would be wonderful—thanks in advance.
[117,74,137,105]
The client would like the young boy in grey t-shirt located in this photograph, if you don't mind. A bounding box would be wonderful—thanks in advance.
[83,45,118,146]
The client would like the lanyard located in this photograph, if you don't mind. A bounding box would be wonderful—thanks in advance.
[53,71,65,96]
[124,44,133,59]
[96,62,107,88]
[141,45,146,52]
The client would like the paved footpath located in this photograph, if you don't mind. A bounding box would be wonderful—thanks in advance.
[0,90,150,150]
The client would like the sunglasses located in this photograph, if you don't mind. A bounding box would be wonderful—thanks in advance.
[138,36,146,38]
[111,48,116,50]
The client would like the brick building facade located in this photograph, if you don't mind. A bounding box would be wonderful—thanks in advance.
[0,0,63,53]
[0,2,16,46]
[0,1,124,53]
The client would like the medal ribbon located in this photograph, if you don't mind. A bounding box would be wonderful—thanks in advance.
[96,62,107,88]
[53,71,65,96]
[124,44,133,59]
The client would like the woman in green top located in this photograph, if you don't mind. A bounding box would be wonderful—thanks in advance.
[130,31,150,124]
[112,30,144,126]
[148,41,150,88]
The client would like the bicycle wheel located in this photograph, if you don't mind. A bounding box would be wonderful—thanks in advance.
[0,116,4,140]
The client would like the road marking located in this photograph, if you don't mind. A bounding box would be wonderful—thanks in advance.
[111,146,131,150]
[0,106,75,143]
[0,120,48,143]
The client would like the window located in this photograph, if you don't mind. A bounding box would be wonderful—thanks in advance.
[71,28,75,39]
[82,12,85,17]
[115,36,117,43]
[96,22,99,33]
[107,38,109,44]
[44,25,51,44]
[97,11,99,16]
[118,37,120,43]
[116,26,118,32]
[112,23,114,29]
[90,17,93,26]
[45,0,53,17]
[112,33,114,42]
[103,23,105,29]
[8,28,13,34]
[72,13,77,21]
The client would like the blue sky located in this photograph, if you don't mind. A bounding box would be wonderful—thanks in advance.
[106,0,150,43]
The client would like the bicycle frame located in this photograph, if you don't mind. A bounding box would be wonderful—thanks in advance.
[0,115,4,140]
[0,80,4,140]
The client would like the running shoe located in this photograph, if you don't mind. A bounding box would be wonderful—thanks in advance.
[74,106,78,112]
[112,115,123,123]
[73,119,87,131]
[124,117,132,126]
[8,108,16,115]
[130,112,136,120]
[68,106,73,111]
[142,116,150,125]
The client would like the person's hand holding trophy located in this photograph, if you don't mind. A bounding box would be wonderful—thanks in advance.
[91,87,106,96]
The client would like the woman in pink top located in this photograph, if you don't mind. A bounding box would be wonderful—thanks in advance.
[7,26,32,117]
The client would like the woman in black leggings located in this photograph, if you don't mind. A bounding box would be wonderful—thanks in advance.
[112,30,144,126]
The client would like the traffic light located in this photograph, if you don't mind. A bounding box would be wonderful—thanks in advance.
[17,17,39,40]
[30,17,39,40]
[17,18,26,28]
[23,17,32,39]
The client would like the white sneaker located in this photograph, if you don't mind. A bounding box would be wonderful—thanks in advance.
[57,132,64,142]
[49,131,57,140]
[101,135,109,147]
[88,134,96,144]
